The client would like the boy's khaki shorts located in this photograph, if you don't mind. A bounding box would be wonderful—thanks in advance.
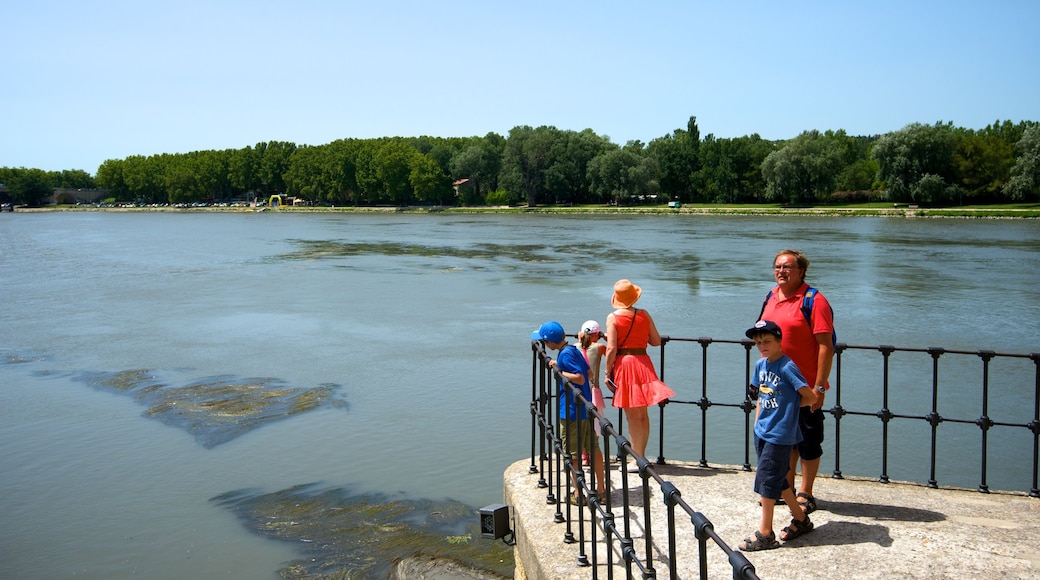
[561,419,599,456]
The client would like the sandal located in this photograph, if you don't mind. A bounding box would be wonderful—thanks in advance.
[796,492,817,515]
[780,516,814,542]
[739,530,780,552]
[568,494,586,507]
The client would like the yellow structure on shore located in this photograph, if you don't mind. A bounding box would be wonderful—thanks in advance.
[268,194,305,207]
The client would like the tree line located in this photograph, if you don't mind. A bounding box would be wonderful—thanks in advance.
[2,117,1038,208]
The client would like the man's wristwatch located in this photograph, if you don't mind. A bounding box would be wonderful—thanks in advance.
[815,385,826,393]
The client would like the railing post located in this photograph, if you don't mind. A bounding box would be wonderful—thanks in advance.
[741,339,754,472]
[977,350,996,493]
[926,347,945,489]
[661,481,681,580]
[691,511,712,580]
[878,345,895,484]
[697,337,713,468]
[548,377,562,518]
[640,465,656,579]
[1031,353,1040,499]
[530,345,539,474]
[658,337,669,465]
[831,343,846,480]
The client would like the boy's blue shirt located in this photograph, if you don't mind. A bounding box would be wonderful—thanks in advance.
[556,344,592,421]
[752,354,807,445]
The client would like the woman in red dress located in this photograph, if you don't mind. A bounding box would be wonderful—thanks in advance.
[604,279,675,471]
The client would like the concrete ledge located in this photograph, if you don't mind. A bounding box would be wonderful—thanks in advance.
[503,459,1039,579]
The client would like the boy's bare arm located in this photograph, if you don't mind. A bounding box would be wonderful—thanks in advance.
[796,385,817,407]
[548,360,585,385]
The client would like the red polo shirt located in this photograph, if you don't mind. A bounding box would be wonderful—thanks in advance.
[760,282,834,388]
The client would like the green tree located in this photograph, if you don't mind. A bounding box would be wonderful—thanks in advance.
[353,140,383,205]
[410,153,452,204]
[586,145,659,204]
[55,169,96,189]
[500,125,558,207]
[647,116,700,201]
[761,130,848,204]
[834,157,879,193]
[544,129,610,204]
[953,121,1018,203]
[228,146,260,195]
[450,143,491,204]
[284,145,326,201]
[328,139,363,205]
[164,154,201,204]
[374,140,416,205]
[1003,123,1040,201]
[255,141,296,195]
[480,132,505,194]
[96,159,129,201]
[448,134,505,206]
[693,134,776,203]
[871,122,958,204]
[122,155,166,203]
[197,149,231,201]
[4,167,53,206]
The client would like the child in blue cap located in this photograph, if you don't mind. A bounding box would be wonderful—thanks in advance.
[532,321,606,504]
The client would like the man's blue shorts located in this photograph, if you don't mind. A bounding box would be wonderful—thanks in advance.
[754,437,793,500]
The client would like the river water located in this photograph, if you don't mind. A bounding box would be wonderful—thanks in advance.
[1,211,1038,578]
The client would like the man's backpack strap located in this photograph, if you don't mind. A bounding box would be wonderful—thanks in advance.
[802,287,817,326]
[757,290,772,322]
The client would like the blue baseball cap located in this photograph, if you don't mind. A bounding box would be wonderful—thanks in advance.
[531,321,565,342]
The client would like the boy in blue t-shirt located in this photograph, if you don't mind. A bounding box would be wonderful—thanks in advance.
[740,320,818,551]
[532,320,606,504]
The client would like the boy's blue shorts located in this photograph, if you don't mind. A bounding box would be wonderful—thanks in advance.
[754,437,793,500]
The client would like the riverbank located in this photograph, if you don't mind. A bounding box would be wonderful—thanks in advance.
[11,204,1040,218]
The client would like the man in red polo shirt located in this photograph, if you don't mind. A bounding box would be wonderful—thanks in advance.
[758,249,834,515]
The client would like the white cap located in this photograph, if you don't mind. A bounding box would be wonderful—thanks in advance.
[580,320,601,334]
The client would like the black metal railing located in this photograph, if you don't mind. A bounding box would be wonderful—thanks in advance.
[530,340,760,580]
[656,337,1040,496]
[528,336,1040,579]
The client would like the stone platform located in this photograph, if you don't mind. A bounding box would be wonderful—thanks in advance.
[502,459,1039,579]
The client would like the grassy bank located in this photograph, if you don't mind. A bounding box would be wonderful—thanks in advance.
[14,202,1040,218]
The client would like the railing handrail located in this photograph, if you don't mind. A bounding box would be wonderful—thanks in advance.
[527,335,1040,579]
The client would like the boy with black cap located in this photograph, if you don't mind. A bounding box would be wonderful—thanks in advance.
[740,319,818,551]
[531,321,606,504]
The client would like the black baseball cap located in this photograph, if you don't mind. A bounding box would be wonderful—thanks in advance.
[745,319,782,340]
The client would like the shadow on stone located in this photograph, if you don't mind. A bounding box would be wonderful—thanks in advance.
[788,521,894,548]
[650,463,727,478]
[824,500,946,523]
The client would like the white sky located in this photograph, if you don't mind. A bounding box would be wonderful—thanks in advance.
[3,0,1038,173]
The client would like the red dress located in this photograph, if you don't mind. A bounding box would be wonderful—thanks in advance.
[611,310,675,408]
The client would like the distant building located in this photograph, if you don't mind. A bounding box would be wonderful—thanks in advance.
[50,188,109,205]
